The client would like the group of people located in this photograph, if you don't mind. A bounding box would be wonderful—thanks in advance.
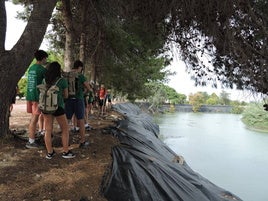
[25,50,97,159]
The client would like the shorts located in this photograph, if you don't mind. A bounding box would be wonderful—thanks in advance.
[27,101,41,115]
[42,107,65,117]
[65,98,85,120]
[99,99,104,106]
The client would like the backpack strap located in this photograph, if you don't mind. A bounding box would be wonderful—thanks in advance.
[55,77,62,86]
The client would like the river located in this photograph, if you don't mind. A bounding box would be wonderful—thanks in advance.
[154,112,268,201]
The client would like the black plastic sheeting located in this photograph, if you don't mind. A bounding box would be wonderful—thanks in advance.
[101,103,242,201]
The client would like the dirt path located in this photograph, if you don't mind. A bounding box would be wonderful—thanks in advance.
[1,100,121,201]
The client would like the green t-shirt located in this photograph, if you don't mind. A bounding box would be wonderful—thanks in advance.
[26,64,47,101]
[74,74,87,99]
[56,78,68,108]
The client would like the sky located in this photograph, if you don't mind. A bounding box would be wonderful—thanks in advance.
[5,2,260,102]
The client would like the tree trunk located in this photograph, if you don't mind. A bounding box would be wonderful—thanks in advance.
[62,0,75,71]
[79,33,86,66]
[0,0,57,136]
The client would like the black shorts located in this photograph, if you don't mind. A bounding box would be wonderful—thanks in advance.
[43,107,65,117]
[99,99,104,106]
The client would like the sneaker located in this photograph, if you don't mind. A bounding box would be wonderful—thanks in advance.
[26,141,43,149]
[62,150,76,159]
[46,150,56,159]
[79,141,90,148]
[70,127,79,133]
[35,130,45,138]
[85,125,92,131]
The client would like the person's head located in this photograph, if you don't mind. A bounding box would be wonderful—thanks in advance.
[45,61,61,85]
[73,60,84,73]
[34,50,48,64]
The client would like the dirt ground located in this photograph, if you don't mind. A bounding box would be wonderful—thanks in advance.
[0,100,123,201]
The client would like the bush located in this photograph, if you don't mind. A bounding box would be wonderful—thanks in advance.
[241,103,268,132]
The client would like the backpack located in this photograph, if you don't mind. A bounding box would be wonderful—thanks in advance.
[62,71,78,97]
[37,78,62,114]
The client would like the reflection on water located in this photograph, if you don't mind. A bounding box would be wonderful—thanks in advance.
[155,113,268,201]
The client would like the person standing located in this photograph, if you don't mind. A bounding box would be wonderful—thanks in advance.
[105,89,112,111]
[98,84,106,116]
[65,60,92,148]
[26,50,48,149]
[42,62,75,159]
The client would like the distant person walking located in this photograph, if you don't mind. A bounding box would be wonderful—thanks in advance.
[26,50,48,149]
[98,84,106,116]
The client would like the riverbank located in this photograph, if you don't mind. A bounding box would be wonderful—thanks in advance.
[2,101,243,201]
[1,100,121,201]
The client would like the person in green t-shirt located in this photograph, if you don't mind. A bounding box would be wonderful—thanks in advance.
[65,60,92,148]
[42,62,75,159]
[26,50,48,149]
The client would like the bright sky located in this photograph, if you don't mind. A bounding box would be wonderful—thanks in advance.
[5,2,260,102]
[166,59,260,102]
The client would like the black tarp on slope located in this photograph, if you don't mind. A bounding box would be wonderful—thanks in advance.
[101,103,242,201]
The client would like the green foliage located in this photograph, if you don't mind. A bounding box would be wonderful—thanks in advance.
[219,91,231,105]
[241,103,268,132]
[206,93,219,105]
[145,82,186,107]
[47,50,64,67]
[144,82,167,108]
[230,101,245,114]
[100,19,172,100]
[189,92,206,112]
[163,85,187,104]
[17,77,27,98]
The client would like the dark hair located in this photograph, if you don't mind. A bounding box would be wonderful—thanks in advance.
[73,60,84,69]
[45,62,61,85]
[34,50,48,61]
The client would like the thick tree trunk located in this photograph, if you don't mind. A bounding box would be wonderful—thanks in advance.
[0,0,6,51]
[0,91,11,136]
[0,0,57,136]
[64,32,74,71]
[62,0,74,71]
[79,33,86,66]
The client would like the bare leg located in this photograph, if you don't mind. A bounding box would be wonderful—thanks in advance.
[38,113,44,132]
[56,114,69,152]
[29,114,39,140]
[43,114,53,153]
[77,118,86,143]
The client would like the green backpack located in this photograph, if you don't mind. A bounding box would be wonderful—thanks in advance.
[62,71,78,97]
[37,78,61,113]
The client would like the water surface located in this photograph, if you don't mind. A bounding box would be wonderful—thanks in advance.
[155,113,268,201]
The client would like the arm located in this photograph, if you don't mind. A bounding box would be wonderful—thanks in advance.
[63,88,68,99]
[83,81,92,93]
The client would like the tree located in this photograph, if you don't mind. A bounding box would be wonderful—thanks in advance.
[0,0,57,136]
[189,92,206,112]
[2,0,268,134]
[219,90,231,105]
[206,93,220,105]
[48,0,268,100]
[162,85,187,104]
